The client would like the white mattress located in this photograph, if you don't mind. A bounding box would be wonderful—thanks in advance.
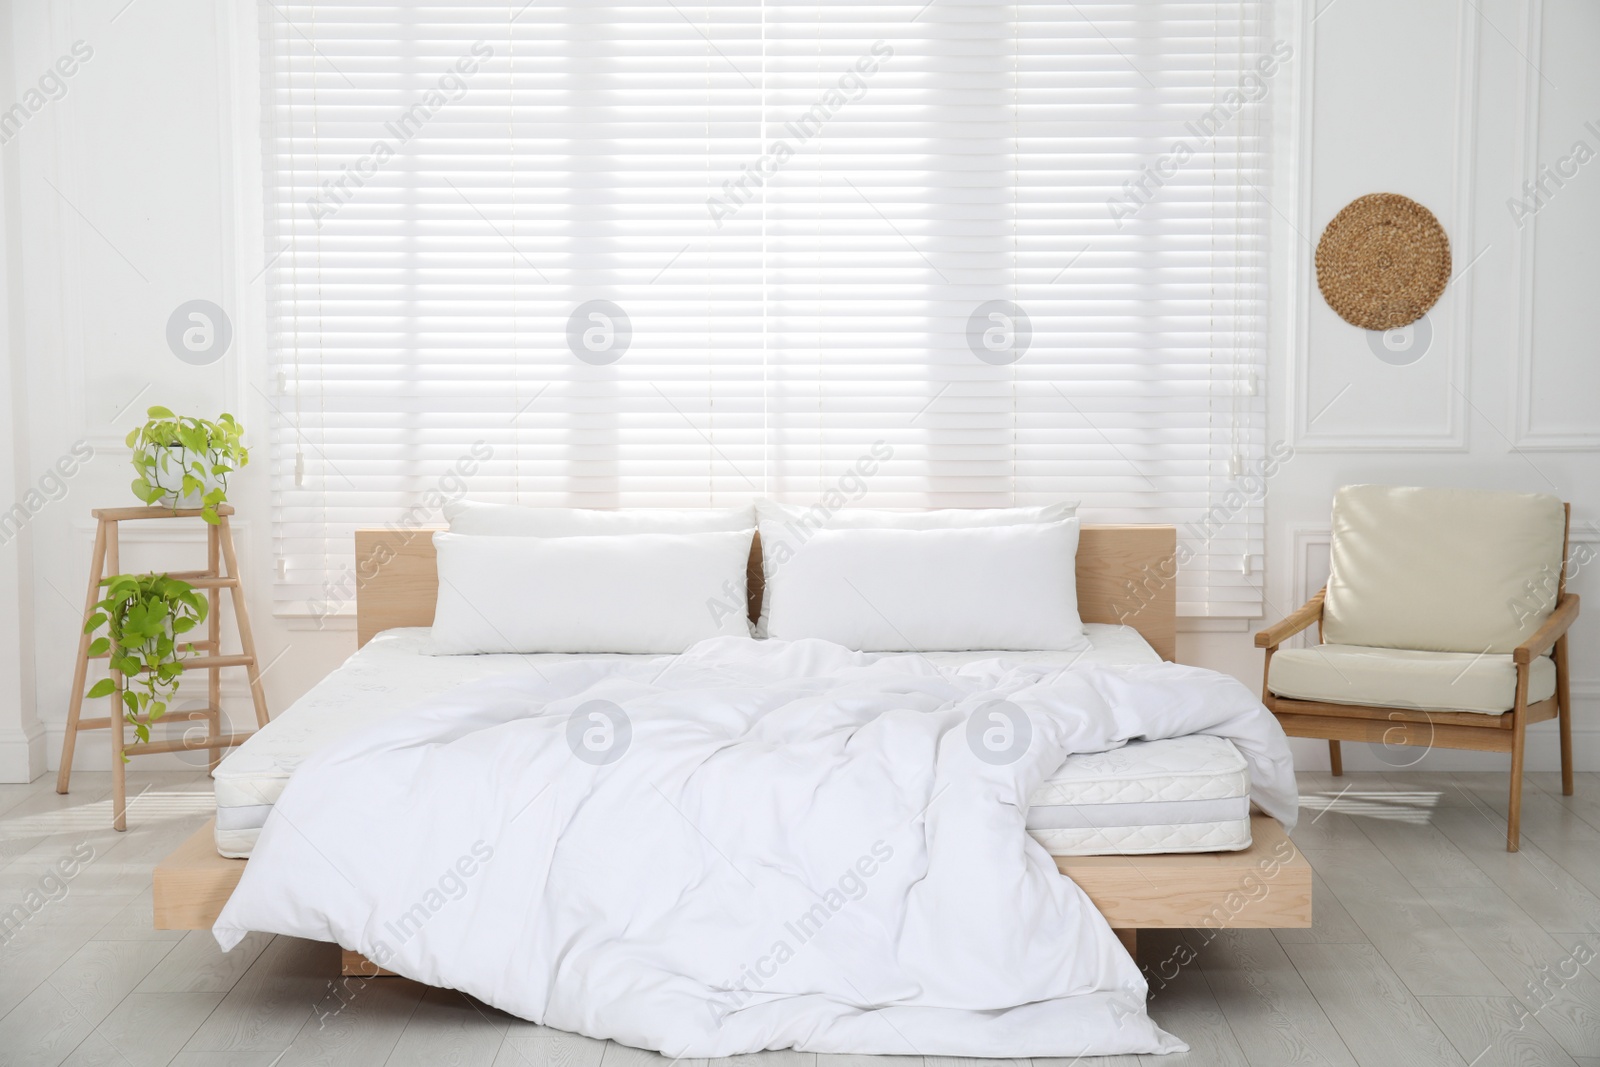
[1026,733,1251,855]
[213,625,1249,858]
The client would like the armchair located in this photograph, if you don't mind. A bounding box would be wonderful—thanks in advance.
[1256,485,1578,851]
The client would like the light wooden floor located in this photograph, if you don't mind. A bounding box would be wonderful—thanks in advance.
[2,769,1598,1067]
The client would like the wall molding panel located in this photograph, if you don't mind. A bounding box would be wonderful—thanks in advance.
[1286,524,1331,650]
[1510,0,1600,451]
[1290,0,1478,452]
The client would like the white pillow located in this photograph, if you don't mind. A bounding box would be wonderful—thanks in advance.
[763,520,1087,652]
[757,499,1076,536]
[445,500,756,537]
[756,500,1078,635]
[428,530,754,655]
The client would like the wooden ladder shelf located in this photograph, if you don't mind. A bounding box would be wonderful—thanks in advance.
[57,504,271,830]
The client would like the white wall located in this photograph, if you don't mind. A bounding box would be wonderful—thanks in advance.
[1,0,1595,782]
[1240,0,1600,774]
[0,0,44,782]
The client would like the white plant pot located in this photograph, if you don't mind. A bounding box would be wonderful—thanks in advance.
[147,446,227,510]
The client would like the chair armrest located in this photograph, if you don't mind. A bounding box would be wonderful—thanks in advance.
[1255,589,1326,649]
[1514,593,1580,665]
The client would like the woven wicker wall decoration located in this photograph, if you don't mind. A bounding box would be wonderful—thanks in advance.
[1314,193,1451,330]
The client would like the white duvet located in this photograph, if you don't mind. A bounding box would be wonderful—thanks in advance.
[214,637,1296,1059]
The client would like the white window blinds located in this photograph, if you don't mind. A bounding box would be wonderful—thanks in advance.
[259,0,1271,620]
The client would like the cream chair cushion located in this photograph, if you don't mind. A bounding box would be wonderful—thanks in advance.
[1322,485,1566,654]
[1268,644,1556,715]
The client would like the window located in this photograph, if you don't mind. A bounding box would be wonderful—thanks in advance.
[259,0,1272,619]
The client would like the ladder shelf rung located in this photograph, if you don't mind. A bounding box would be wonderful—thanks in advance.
[89,640,219,661]
[134,708,218,727]
[123,731,256,757]
[86,651,252,671]
[74,707,222,732]
[110,571,237,588]
[182,654,255,670]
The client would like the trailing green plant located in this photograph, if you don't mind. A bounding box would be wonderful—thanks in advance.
[127,406,249,524]
[84,573,208,752]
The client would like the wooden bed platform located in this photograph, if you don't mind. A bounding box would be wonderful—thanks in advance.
[153,521,1310,974]
[156,814,1310,968]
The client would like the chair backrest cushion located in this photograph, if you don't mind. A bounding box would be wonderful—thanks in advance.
[1322,484,1566,654]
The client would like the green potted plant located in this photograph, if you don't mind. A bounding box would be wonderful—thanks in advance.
[84,573,208,752]
[127,406,249,524]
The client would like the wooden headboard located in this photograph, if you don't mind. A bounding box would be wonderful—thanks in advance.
[353,524,1178,660]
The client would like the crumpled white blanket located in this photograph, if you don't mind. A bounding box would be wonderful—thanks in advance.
[215,637,1296,1058]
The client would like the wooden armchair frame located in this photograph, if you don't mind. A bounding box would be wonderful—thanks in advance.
[1256,504,1578,852]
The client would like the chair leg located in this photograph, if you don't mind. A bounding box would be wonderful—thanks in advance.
[1507,733,1525,853]
[1508,667,1531,852]
[1556,633,1574,796]
[1329,739,1343,777]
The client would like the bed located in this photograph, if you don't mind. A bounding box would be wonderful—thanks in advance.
[213,625,1254,861]
[156,524,1309,968]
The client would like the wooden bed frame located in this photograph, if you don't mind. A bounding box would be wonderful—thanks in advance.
[155,523,1309,970]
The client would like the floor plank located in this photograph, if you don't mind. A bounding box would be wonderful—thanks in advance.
[1418,995,1579,1067]
[1300,847,1506,997]
[1526,772,1600,835]
[1285,775,1377,851]
[601,1042,708,1067]
[180,936,333,1054]
[384,986,508,1067]
[272,969,429,1066]
[0,938,174,1067]
[58,991,225,1067]
[1281,943,1465,1067]
[1200,929,1357,1067]
[1422,886,1600,1060]
[1426,803,1600,934]
[0,918,99,1019]
[1136,1009,1248,1066]
[1348,777,1496,889]
[135,929,273,994]
[1271,870,1366,946]
[88,888,187,943]
[711,1053,818,1067]
[1138,929,1223,1016]
[495,1021,610,1067]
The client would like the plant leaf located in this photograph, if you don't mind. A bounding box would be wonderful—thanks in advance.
[87,678,116,699]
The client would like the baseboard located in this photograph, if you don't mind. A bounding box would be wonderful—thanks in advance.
[0,724,48,783]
